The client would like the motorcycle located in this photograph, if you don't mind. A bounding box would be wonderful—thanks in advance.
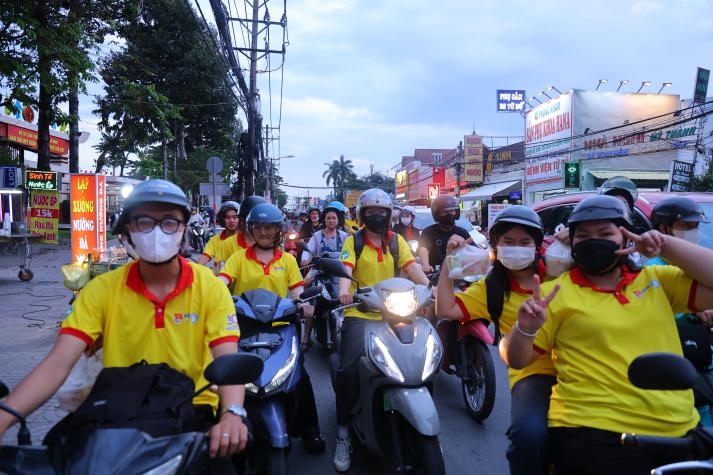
[311,254,344,353]
[283,229,299,257]
[234,286,321,475]
[319,258,446,474]
[622,352,713,474]
[188,221,206,254]
[0,353,263,475]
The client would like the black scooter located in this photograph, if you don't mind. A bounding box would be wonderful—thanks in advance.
[0,353,263,475]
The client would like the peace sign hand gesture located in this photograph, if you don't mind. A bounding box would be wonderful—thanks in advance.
[516,275,560,336]
[618,228,667,259]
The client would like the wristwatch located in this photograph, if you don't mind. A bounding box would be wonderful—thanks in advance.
[221,404,248,419]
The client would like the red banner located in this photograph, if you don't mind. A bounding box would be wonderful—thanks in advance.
[6,124,69,155]
[70,174,106,262]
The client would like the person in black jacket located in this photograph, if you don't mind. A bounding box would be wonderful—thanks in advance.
[419,195,470,274]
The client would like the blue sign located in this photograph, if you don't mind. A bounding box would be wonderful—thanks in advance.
[496,89,526,112]
[509,191,522,201]
[0,166,16,188]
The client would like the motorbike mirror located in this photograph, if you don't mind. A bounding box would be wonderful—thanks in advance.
[204,353,264,386]
[299,286,322,301]
[0,381,8,398]
[316,258,349,278]
[628,352,697,390]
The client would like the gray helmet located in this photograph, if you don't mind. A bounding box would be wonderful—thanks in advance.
[568,195,632,240]
[598,176,637,211]
[217,200,240,227]
[489,205,544,247]
[247,203,284,247]
[431,194,460,221]
[113,179,190,233]
[651,196,709,229]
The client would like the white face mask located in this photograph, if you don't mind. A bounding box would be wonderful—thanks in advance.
[130,227,184,264]
[672,227,700,244]
[497,245,536,271]
[400,216,412,226]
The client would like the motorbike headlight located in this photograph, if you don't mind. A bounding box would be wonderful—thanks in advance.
[264,336,298,394]
[383,289,417,317]
[140,454,183,475]
[421,333,443,381]
[370,333,405,382]
[288,233,297,240]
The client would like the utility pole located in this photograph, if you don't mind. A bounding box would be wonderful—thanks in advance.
[455,141,464,197]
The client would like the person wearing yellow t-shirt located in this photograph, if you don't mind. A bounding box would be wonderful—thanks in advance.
[197,200,241,273]
[0,179,249,468]
[503,195,713,474]
[332,188,429,472]
[218,203,326,455]
[344,204,360,233]
[437,205,555,475]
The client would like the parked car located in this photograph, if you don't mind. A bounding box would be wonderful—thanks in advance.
[531,191,713,250]
[412,207,488,248]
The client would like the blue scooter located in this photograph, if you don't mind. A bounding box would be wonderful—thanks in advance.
[234,287,320,475]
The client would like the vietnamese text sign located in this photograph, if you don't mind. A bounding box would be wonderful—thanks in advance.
[26,170,58,190]
[29,190,59,244]
[7,124,69,155]
[668,160,694,192]
[694,67,710,104]
[70,174,106,263]
[463,135,483,184]
[496,89,526,112]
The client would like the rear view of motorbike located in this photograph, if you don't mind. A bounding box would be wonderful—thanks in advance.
[312,254,344,353]
[189,221,205,254]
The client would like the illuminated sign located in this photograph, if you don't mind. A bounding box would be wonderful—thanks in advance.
[427,184,440,200]
[496,89,527,112]
[25,170,59,190]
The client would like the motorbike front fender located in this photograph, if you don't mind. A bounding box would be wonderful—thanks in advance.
[248,400,290,448]
[458,319,494,345]
[384,387,441,436]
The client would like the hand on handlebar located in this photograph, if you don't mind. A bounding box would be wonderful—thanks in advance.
[300,302,315,318]
[338,291,353,306]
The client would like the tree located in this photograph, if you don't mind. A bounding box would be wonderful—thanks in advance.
[322,154,356,202]
[94,0,242,182]
[274,189,288,209]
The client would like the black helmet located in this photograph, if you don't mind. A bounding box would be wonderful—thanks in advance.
[598,176,638,211]
[247,203,284,247]
[238,195,267,219]
[489,205,544,247]
[567,195,632,241]
[114,179,190,233]
[651,196,709,229]
[217,201,240,227]
[431,194,460,221]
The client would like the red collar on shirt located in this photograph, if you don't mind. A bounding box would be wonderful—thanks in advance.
[237,230,248,248]
[245,245,283,264]
[126,256,194,303]
[506,260,547,294]
[364,230,395,263]
[569,264,641,304]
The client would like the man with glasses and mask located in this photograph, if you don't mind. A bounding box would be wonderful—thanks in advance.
[0,179,248,474]
[419,194,472,274]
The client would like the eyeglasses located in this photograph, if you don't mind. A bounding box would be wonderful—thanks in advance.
[364,209,388,217]
[132,215,183,234]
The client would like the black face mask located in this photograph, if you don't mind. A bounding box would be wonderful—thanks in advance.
[572,239,625,275]
[437,214,456,227]
[363,214,389,233]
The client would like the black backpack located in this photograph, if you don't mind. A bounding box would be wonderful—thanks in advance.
[45,360,199,444]
[485,272,504,346]
[352,230,400,276]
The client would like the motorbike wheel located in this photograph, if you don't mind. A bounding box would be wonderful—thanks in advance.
[461,338,496,422]
[264,447,287,475]
[406,431,445,475]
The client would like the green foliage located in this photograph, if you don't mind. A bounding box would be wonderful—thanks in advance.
[274,189,288,209]
[690,155,713,191]
[323,154,356,202]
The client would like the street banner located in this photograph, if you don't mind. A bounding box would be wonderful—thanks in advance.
[70,174,106,263]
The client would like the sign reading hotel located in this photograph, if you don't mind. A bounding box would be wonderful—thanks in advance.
[29,190,59,244]
[70,174,106,263]
[463,135,484,184]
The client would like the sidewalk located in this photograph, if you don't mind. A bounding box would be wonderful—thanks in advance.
[1,241,77,445]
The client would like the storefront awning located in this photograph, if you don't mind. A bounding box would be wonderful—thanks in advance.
[587,170,670,181]
[459,180,521,201]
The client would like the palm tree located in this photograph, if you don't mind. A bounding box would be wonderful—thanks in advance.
[323,154,355,201]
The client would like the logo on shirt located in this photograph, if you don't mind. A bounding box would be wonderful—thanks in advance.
[173,313,199,324]
[272,265,286,273]
[227,313,239,331]
[340,249,350,260]
[633,279,661,298]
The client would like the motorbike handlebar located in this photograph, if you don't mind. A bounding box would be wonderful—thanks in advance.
[620,432,693,451]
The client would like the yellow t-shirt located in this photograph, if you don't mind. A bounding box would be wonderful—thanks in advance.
[534,264,699,437]
[454,265,556,388]
[339,231,416,320]
[220,245,303,298]
[344,219,361,233]
[202,230,241,264]
[60,258,239,410]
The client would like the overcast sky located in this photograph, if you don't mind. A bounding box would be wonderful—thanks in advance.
[77,0,713,201]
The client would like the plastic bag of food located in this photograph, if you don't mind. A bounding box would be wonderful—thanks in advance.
[61,262,90,291]
[446,244,492,279]
[56,349,103,412]
[544,239,575,277]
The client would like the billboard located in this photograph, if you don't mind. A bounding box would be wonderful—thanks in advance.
[496,90,526,112]
[525,92,573,185]
[463,134,484,184]
[70,174,106,263]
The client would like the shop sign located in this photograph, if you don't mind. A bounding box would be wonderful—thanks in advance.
[496,89,526,112]
[694,67,710,104]
[29,190,59,244]
[427,184,440,200]
[25,170,59,190]
[564,162,580,189]
[668,160,694,192]
[70,174,106,263]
